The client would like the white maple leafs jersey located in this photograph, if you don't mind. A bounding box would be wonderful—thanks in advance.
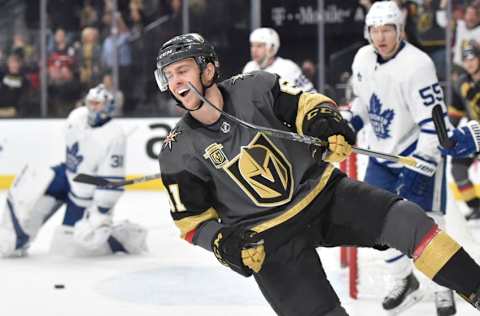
[350,41,445,167]
[65,107,126,209]
[243,57,316,93]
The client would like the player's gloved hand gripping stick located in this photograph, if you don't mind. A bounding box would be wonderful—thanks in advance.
[433,104,480,158]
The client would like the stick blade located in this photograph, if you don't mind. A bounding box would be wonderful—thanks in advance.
[432,104,455,149]
[73,174,112,187]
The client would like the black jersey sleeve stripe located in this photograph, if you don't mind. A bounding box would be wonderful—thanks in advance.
[271,79,302,127]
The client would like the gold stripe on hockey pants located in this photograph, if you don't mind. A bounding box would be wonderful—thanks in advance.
[414,231,461,279]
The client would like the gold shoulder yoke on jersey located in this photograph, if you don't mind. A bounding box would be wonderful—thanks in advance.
[295,93,336,135]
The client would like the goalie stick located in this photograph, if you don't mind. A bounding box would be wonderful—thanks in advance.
[432,104,455,149]
[186,82,418,168]
[73,173,162,189]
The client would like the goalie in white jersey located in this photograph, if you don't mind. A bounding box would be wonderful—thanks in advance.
[242,27,316,93]
[0,84,147,257]
[346,2,456,315]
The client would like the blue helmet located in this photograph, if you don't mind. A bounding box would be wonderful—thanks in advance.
[85,84,115,127]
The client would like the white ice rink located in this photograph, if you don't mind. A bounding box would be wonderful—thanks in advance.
[0,190,479,316]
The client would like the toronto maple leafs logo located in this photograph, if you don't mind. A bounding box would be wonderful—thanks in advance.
[162,128,182,152]
[66,142,84,173]
[368,94,394,139]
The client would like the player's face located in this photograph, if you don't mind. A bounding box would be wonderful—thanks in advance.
[250,42,269,66]
[87,99,105,113]
[463,57,480,75]
[164,58,203,110]
[370,24,399,59]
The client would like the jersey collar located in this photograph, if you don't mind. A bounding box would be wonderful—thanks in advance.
[376,41,406,64]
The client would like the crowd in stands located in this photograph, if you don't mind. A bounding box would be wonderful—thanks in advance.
[0,0,478,118]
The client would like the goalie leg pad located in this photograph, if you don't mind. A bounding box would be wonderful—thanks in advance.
[0,194,62,257]
[110,220,148,254]
[6,164,56,229]
[50,225,111,256]
[0,225,21,257]
[73,217,112,251]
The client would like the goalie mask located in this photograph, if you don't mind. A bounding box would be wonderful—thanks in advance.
[85,84,115,127]
[249,28,280,68]
[365,1,404,45]
[154,33,219,92]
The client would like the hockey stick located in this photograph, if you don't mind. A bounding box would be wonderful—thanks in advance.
[432,104,455,149]
[73,173,162,189]
[187,82,418,168]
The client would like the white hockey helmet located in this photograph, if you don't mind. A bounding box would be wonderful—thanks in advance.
[365,1,404,43]
[249,27,280,56]
[85,84,115,127]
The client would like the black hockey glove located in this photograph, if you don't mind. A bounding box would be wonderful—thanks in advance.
[212,227,265,277]
[302,104,356,163]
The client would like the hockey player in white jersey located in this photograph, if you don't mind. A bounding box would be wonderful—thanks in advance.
[242,27,316,92]
[0,84,147,257]
[345,1,455,315]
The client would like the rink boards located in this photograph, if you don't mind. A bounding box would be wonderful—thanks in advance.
[0,117,180,190]
[0,117,477,197]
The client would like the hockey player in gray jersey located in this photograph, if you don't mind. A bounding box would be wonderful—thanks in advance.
[155,33,480,316]
[0,84,147,257]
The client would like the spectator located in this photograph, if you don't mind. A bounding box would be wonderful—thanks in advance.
[101,12,135,114]
[412,0,448,80]
[438,1,480,67]
[76,27,102,93]
[48,28,76,60]
[8,33,36,70]
[80,0,100,29]
[102,72,124,117]
[127,1,146,39]
[47,0,82,40]
[47,29,80,117]
[0,54,29,118]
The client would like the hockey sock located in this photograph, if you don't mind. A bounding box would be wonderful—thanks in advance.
[413,226,480,294]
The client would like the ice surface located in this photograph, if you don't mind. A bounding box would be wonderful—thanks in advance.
[0,191,478,316]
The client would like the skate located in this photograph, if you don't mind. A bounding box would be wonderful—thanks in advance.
[465,206,480,221]
[382,273,424,315]
[457,287,480,311]
[435,290,456,316]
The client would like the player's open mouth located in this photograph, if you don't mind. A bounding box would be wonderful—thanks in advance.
[178,88,190,98]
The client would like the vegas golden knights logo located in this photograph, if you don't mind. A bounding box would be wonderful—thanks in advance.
[225,133,293,207]
[203,143,229,169]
